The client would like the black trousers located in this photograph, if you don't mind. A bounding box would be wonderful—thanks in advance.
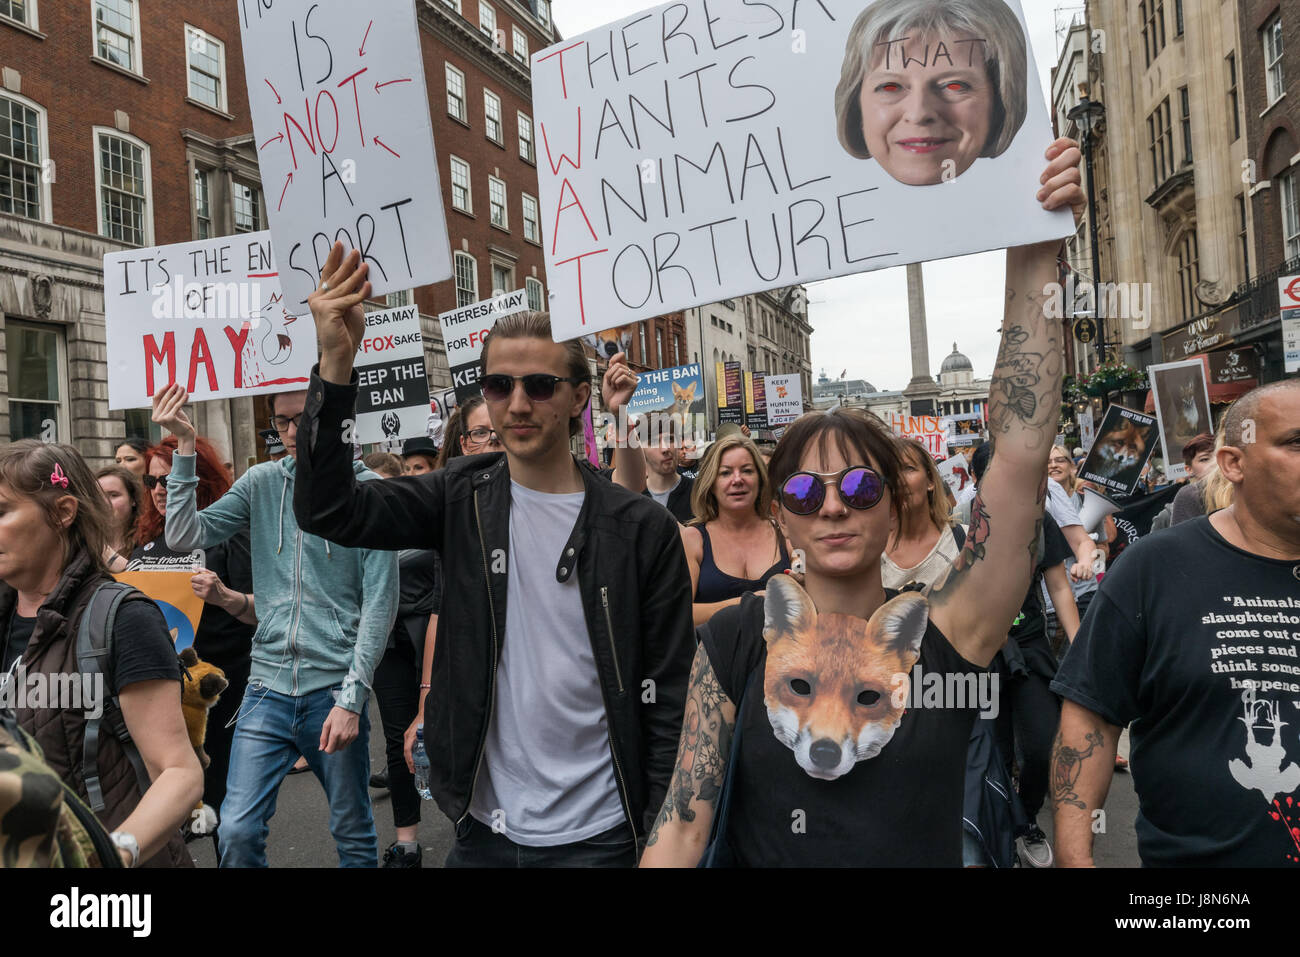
[445,817,637,868]
[204,655,249,817]
[995,632,1061,822]
[372,637,422,829]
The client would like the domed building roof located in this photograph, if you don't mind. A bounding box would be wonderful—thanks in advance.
[940,343,973,375]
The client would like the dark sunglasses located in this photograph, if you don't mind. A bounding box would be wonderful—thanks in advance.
[779,466,885,516]
[142,474,171,490]
[480,373,586,403]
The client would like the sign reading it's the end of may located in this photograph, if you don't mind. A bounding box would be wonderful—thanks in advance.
[239,0,452,311]
[532,0,1071,340]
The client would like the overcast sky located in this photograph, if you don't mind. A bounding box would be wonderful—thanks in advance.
[550,0,1073,389]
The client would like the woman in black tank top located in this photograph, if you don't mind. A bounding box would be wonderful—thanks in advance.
[679,434,790,626]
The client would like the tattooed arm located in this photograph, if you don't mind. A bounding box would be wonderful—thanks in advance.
[927,138,1084,667]
[1052,698,1120,867]
[640,643,737,867]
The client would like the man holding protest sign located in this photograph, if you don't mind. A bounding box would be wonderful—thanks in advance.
[154,384,398,868]
[294,244,695,867]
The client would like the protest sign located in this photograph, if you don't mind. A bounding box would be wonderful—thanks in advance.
[1077,407,1094,449]
[745,372,767,430]
[716,361,744,425]
[628,362,706,438]
[888,412,950,459]
[239,0,452,310]
[114,568,205,652]
[585,323,637,361]
[764,373,804,425]
[1147,359,1211,482]
[353,304,431,444]
[104,233,314,409]
[531,0,1071,340]
[1078,404,1159,497]
[439,290,530,401]
[937,452,972,498]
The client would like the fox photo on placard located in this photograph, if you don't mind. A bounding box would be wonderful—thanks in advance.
[1078,405,1160,497]
[1148,359,1212,481]
[626,362,707,440]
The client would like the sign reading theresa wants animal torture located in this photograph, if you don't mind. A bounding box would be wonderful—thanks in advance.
[104,233,316,409]
[239,0,452,311]
[1078,404,1159,497]
[439,290,530,401]
[353,305,431,444]
[531,0,1071,340]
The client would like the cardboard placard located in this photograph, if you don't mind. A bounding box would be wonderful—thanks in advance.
[239,0,452,310]
[888,412,951,459]
[763,373,804,426]
[439,290,530,400]
[628,361,706,437]
[114,569,206,652]
[353,304,431,444]
[1078,404,1160,497]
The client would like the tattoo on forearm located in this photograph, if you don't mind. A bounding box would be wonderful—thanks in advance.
[646,649,733,848]
[1050,728,1104,811]
[989,286,1062,449]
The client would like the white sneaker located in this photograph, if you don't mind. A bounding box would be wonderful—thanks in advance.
[1016,825,1054,868]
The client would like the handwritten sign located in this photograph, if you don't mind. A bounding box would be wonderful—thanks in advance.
[531,0,1070,339]
[239,0,452,310]
[763,373,803,425]
[353,305,430,444]
[104,233,315,409]
[888,412,951,459]
[439,290,529,401]
[937,452,972,498]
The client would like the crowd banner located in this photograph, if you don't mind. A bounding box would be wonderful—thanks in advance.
[531,0,1072,340]
[1279,276,1300,374]
[717,361,744,425]
[439,290,530,401]
[104,233,315,409]
[239,0,453,310]
[114,569,206,652]
[1147,359,1211,482]
[888,411,950,459]
[352,305,431,444]
[1077,404,1160,497]
[744,372,767,431]
[628,362,706,438]
[764,373,804,426]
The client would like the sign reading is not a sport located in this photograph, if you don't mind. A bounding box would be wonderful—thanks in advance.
[532,0,1071,340]
[104,232,315,410]
[239,0,452,311]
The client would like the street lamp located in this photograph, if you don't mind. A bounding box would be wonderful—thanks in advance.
[1067,96,1107,361]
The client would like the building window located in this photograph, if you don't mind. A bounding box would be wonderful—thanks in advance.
[185,25,226,111]
[454,251,478,307]
[1140,1,1166,67]
[517,111,534,163]
[1236,194,1249,279]
[478,1,495,40]
[442,0,461,12]
[491,263,512,297]
[95,130,150,246]
[1,0,31,27]
[674,333,682,365]
[639,325,649,365]
[193,168,211,238]
[123,408,161,444]
[488,175,507,229]
[1227,53,1240,142]
[233,181,262,233]
[484,90,503,145]
[512,26,528,64]
[1265,15,1285,106]
[1147,97,1173,187]
[525,276,544,311]
[446,63,466,122]
[1175,229,1200,321]
[537,0,550,29]
[522,192,540,243]
[1282,171,1300,262]
[7,320,66,443]
[94,0,141,73]
[0,93,45,221]
[450,155,471,213]
[386,288,412,308]
[1173,0,1183,37]
[1178,87,1191,166]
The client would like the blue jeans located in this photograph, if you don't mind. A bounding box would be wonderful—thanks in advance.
[219,681,376,868]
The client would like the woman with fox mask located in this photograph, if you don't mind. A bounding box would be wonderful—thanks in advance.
[642,138,1086,867]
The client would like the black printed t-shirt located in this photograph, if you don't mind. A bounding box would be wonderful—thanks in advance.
[1008,512,1073,644]
[1052,517,1300,866]
[700,591,981,867]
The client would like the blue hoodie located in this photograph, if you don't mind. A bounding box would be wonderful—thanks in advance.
[164,453,398,713]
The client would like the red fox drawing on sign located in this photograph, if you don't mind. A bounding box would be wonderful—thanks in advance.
[762,574,928,781]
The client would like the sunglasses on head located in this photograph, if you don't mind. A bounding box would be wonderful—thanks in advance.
[480,373,586,403]
[779,466,885,516]
[142,474,170,490]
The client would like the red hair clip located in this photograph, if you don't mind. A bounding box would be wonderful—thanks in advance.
[50,463,69,489]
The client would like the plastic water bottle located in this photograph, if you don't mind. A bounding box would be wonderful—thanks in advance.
[412,725,432,800]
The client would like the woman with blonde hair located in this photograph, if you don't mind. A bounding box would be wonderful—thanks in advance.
[1171,417,1233,524]
[681,432,790,626]
[882,438,963,588]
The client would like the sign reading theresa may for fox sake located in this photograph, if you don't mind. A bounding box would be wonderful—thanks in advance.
[352,304,431,444]
[531,0,1072,340]
[239,0,452,311]
[439,290,530,401]
[1078,404,1160,497]
[103,232,317,409]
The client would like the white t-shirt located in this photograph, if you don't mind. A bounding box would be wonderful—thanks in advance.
[469,481,626,846]
[649,475,680,509]
[881,525,964,591]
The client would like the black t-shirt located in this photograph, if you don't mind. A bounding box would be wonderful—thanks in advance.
[1052,517,1300,866]
[1008,512,1073,644]
[130,533,254,670]
[2,610,35,673]
[700,590,981,866]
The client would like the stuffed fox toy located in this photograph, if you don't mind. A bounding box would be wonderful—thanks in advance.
[179,646,228,771]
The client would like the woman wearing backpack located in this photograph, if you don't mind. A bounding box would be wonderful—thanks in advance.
[0,441,202,868]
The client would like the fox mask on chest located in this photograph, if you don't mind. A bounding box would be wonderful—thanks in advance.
[762,575,929,781]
